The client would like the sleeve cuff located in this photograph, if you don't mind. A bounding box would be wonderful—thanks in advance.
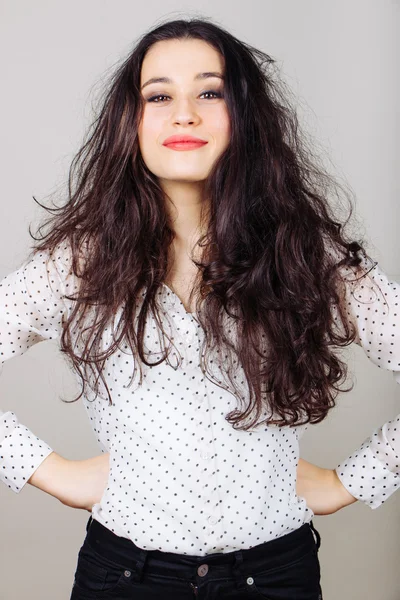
[0,412,54,493]
[335,437,400,509]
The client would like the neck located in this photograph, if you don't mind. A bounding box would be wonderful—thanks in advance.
[161,179,209,247]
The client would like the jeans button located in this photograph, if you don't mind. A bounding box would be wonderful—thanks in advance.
[197,564,209,577]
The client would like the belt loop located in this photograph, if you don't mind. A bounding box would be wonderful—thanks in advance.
[86,515,93,533]
[309,521,321,550]
[232,550,247,591]
[130,549,148,583]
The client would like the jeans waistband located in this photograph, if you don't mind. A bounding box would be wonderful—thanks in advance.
[83,516,320,585]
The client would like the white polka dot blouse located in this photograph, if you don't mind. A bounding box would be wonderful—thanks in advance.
[0,242,399,555]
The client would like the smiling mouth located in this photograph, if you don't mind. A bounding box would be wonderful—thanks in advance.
[163,141,208,150]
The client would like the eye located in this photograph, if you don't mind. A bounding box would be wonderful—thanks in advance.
[146,90,223,103]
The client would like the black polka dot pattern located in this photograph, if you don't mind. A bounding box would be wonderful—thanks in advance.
[0,243,399,555]
[0,246,70,494]
[332,254,400,509]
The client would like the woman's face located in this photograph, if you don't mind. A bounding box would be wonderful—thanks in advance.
[137,38,231,185]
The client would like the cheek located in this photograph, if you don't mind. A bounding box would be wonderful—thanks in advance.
[138,112,163,148]
[212,109,230,145]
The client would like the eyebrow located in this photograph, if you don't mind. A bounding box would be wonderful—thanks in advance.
[141,72,225,90]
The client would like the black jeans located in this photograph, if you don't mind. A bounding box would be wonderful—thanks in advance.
[70,515,322,599]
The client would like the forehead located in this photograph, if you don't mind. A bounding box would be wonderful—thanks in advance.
[140,39,224,83]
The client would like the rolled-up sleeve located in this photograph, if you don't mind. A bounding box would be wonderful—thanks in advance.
[333,254,400,509]
[0,247,69,493]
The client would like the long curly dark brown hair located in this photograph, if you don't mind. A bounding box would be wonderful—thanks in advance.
[29,16,373,431]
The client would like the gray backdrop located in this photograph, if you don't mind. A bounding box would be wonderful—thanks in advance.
[0,1,399,599]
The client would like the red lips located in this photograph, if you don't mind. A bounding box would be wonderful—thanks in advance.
[163,134,207,145]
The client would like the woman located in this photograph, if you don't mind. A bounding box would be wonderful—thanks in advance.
[1,17,398,600]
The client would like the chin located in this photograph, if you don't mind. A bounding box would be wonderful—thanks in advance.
[161,172,208,182]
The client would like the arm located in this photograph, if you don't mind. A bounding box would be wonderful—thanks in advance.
[28,450,110,512]
[332,253,400,509]
[296,252,400,514]
[296,457,358,515]
[0,243,110,511]
[0,247,68,493]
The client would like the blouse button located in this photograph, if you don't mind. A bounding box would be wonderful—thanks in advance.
[246,577,254,585]
[124,570,131,577]
[197,564,209,577]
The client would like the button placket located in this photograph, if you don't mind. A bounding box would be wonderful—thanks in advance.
[194,379,223,545]
[207,515,218,526]
[181,318,201,366]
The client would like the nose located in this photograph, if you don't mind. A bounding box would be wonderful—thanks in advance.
[174,116,196,125]
[171,98,200,126]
